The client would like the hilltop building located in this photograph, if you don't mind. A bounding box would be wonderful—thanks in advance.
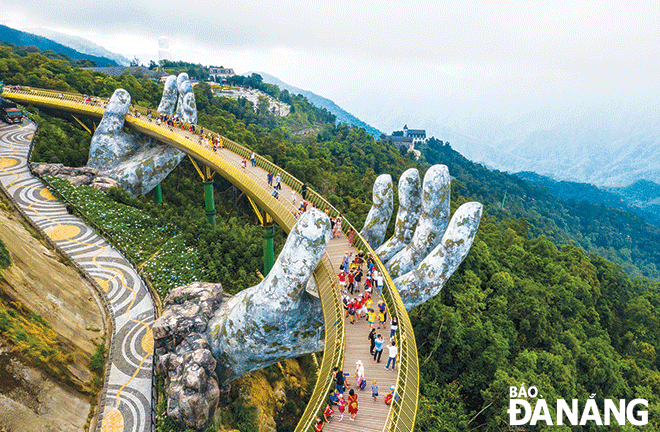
[209,67,235,81]
[81,66,164,82]
[386,125,427,151]
[403,125,426,144]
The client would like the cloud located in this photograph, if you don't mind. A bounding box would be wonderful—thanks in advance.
[4,0,658,137]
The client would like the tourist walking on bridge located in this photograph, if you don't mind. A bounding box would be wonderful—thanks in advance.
[348,389,359,421]
[385,341,397,371]
[373,334,384,362]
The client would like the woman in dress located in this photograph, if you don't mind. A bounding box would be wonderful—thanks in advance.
[355,360,365,388]
[347,389,359,421]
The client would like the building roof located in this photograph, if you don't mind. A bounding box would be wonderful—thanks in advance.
[81,66,164,79]
[406,129,426,135]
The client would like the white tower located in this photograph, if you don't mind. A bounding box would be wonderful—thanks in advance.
[158,36,171,62]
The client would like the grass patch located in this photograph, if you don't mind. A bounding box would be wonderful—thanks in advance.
[0,296,72,382]
[0,239,10,269]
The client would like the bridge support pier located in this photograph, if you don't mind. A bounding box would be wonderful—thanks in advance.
[155,183,163,204]
[188,155,218,229]
[262,224,274,274]
[247,196,275,275]
[203,181,217,229]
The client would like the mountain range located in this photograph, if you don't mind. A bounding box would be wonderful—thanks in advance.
[459,100,660,188]
[5,24,658,214]
[0,25,118,66]
[25,27,131,66]
[516,171,660,228]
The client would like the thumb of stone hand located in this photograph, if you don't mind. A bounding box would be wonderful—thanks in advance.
[87,88,137,169]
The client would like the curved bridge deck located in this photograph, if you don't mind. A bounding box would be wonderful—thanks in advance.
[2,87,418,432]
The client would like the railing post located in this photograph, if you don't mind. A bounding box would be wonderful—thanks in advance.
[203,181,216,229]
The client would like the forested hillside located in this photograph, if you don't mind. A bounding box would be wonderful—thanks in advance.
[2,43,660,431]
[420,139,660,280]
[413,217,660,431]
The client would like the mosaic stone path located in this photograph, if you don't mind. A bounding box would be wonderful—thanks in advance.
[0,121,154,432]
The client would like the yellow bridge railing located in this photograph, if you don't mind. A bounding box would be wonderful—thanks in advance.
[2,86,418,432]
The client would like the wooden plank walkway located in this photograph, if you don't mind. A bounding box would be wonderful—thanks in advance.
[323,238,395,431]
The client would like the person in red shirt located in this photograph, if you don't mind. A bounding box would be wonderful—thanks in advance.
[314,416,324,431]
[323,402,334,422]
[352,298,361,322]
[358,295,368,318]
[347,271,355,294]
[338,270,346,290]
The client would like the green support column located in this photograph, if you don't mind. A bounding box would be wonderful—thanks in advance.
[203,181,216,229]
[154,183,163,204]
[262,224,274,274]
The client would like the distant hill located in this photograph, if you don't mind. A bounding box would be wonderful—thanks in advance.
[254,72,382,138]
[515,171,660,227]
[25,27,130,66]
[0,25,117,66]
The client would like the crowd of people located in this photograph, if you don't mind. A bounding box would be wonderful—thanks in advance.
[309,249,400,429]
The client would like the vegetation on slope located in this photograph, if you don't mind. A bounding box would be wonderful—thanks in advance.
[412,216,660,431]
[0,294,74,385]
[517,171,660,228]
[0,239,10,269]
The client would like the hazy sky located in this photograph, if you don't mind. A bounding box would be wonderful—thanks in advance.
[3,0,659,139]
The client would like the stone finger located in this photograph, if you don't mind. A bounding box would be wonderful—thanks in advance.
[385,164,451,278]
[87,88,137,169]
[360,174,394,249]
[157,75,178,114]
[394,202,483,310]
[376,168,421,262]
[176,73,197,123]
[206,208,331,384]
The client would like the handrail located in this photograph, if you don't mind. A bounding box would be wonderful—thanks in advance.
[1,86,418,431]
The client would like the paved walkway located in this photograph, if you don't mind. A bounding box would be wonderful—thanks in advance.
[0,121,154,432]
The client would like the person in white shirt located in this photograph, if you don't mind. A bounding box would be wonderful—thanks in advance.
[385,341,397,371]
[375,273,384,296]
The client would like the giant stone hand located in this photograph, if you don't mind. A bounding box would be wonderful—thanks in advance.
[86,72,196,196]
[360,165,483,309]
[153,209,330,429]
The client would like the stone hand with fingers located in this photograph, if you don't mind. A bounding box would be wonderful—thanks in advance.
[152,209,330,429]
[86,73,196,196]
[360,165,483,309]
